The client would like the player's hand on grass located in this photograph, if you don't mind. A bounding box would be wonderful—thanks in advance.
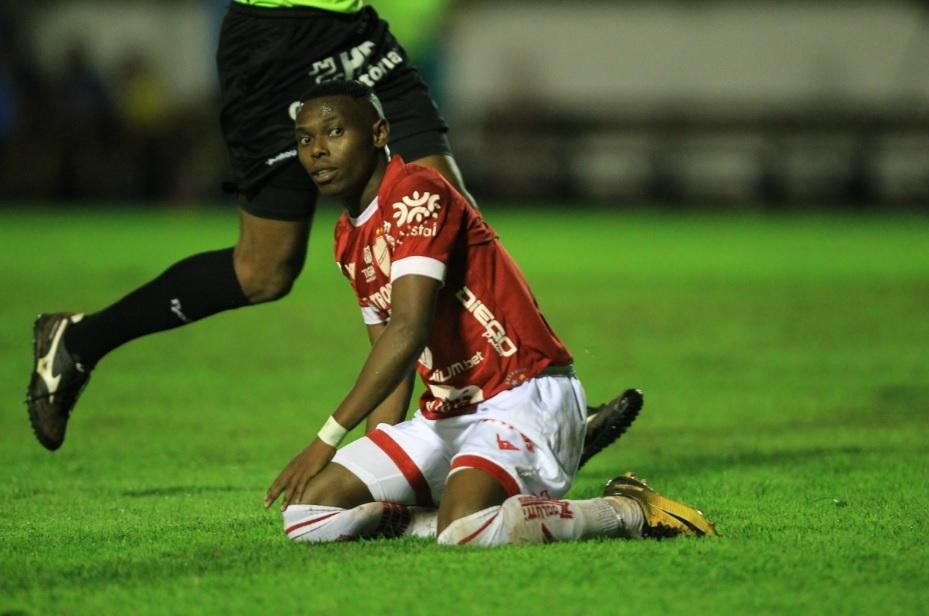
[264,438,336,511]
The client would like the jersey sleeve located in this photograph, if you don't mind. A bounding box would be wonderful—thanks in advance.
[382,172,463,285]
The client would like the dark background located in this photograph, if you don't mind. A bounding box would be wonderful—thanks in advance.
[2,0,928,208]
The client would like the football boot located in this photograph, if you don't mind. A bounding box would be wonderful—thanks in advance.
[603,472,718,538]
[26,313,91,450]
[580,389,643,469]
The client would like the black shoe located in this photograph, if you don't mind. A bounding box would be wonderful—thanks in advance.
[26,313,91,450]
[579,388,643,469]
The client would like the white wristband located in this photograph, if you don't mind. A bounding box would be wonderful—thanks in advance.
[317,416,349,448]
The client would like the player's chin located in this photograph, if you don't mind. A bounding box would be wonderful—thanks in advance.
[313,180,341,197]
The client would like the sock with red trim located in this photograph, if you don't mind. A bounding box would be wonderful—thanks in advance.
[283,503,437,542]
[436,495,643,546]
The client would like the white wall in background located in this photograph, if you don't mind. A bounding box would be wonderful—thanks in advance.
[445,2,929,121]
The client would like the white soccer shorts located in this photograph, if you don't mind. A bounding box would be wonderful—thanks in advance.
[332,371,588,506]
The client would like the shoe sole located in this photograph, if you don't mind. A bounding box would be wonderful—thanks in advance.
[579,389,643,469]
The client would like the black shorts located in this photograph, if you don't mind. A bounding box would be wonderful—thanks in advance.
[217,3,451,220]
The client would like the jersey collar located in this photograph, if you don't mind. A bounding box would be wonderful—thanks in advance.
[349,196,379,227]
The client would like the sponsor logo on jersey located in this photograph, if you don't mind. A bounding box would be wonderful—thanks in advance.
[309,41,375,82]
[355,50,405,88]
[425,383,484,414]
[429,351,484,383]
[408,223,438,237]
[366,282,392,312]
[306,41,404,89]
[456,287,517,357]
[392,191,441,227]
[419,346,433,369]
[265,149,297,167]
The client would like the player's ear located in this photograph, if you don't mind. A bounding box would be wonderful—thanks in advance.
[372,118,389,149]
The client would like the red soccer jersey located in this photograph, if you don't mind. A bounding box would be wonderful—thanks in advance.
[334,156,573,419]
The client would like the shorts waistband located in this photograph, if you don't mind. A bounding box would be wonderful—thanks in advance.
[540,364,576,378]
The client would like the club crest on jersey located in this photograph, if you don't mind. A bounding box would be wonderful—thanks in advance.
[392,191,441,227]
[372,235,391,276]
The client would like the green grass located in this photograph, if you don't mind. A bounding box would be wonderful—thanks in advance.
[1,206,928,614]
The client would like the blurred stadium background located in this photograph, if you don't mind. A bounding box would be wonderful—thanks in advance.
[2,0,928,208]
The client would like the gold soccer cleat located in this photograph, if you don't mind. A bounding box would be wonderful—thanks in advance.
[603,472,718,538]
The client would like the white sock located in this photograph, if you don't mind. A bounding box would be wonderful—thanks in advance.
[283,503,438,543]
[437,495,644,546]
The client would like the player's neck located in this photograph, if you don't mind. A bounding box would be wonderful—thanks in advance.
[346,153,389,218]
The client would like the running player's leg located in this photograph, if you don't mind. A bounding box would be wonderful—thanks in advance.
[25,5,321,450]
[26,173,313,450]
[233,165,314,303]
[63,180,312,369]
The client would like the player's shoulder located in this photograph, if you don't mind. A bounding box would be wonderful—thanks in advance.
[378,157,463,224]
[380,157,452,202]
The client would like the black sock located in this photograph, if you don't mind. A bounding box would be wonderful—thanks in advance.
[64,248,249,366]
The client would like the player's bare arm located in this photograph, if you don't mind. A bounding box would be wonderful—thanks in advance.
[264,274,440,510]
[364,323,416,432]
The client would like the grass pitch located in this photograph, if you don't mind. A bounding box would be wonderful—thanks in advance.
[1,206,928,614]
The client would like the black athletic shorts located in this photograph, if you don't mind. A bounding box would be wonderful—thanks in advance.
[217,3,451,220]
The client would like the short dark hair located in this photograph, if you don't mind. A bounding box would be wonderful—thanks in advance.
[296,80,386,121]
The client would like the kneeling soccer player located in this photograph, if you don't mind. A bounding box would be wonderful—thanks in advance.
[263,81,717,545]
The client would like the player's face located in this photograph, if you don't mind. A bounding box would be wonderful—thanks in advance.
[295,96,386,200]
